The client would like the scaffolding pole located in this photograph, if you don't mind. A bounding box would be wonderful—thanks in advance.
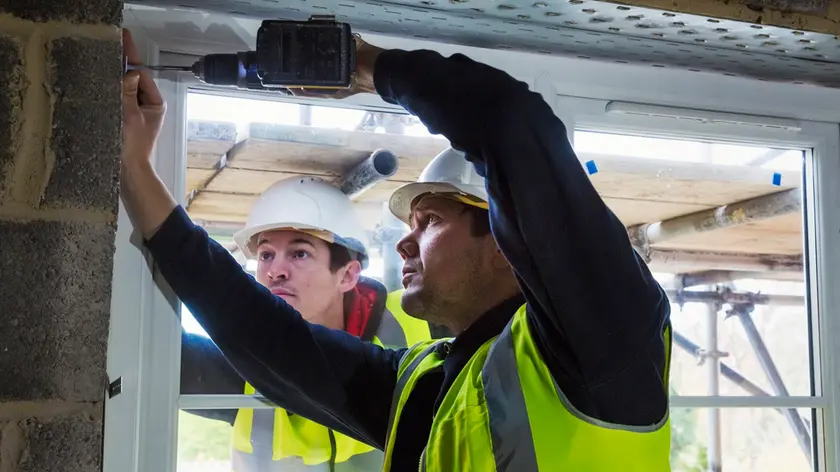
[704,302,723,472]
[673,331,772,398]
[664,288,804,307]
[677,270,804,288]
[647,249,803,274]
[730,304,813,463]
[629,189,801,249]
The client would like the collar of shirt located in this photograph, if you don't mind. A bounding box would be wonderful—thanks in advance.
[433,293,526,411]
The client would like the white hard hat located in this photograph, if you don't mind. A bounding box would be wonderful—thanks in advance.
[389,147,488,224]
[234,176,368,267]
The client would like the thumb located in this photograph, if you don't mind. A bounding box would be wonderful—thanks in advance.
[122,73,141,121]
[123,72,140,98]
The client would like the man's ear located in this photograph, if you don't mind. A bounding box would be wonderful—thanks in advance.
[338,259,363,293]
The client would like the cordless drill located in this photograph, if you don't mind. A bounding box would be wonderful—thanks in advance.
[125,16,356,95]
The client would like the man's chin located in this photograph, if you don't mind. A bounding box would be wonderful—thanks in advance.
[399,286,426,318]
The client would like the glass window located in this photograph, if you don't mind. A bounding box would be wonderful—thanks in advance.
[574,130,816,471]
[671,408,815,472]
[172,96,821,472]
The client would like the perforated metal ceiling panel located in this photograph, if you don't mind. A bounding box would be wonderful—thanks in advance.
[127,0,840,87]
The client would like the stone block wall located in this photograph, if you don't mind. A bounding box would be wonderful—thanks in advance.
[0,2,122,471]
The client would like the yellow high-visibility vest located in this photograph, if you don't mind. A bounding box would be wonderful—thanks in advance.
[231,290,431,472]
[382,304,673,471]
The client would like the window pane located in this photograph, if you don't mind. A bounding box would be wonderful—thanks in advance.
[668,300,712,397]
[716,279,811,396]
[573,131,813,398]
[178,410,234,472]
[574,131,803,171]
[670,408,815,472]
[667,288,811,397]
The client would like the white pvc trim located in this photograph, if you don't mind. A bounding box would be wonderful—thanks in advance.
[802,121,840,472]
[135,74,188,472]
[604,101,802,132]
[562,95,822,150]
[178,394,826,410]
[670,396,827,409]
[108,13,190,472]
[102,23,162,472]
[180,394,278,409]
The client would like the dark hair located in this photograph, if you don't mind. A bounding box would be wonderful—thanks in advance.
[461,205,491,237]
[328,242,354,272]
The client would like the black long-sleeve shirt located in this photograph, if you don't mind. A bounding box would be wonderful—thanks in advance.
[146,48,670,470]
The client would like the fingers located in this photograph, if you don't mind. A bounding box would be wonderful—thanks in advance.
[122,28,164,108]
[122,72,141,124]
[122,29,141,65]
[123,71,140,97]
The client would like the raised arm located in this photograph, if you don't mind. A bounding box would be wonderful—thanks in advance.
[369,47,670,425]
[180,331,243,425]
[119,29,401,449]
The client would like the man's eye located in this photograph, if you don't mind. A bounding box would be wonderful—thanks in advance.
[258,251,273,261]
[427,214,441,224]
[292,250,310,259]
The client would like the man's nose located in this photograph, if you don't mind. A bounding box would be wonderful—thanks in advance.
[267,258,291,280]
[396,232,419,260]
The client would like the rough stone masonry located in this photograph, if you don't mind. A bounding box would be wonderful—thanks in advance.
[0,1,123,471]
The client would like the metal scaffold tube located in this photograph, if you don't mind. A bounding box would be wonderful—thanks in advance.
[629,188,801,249]
[730,305,813,463]
[672,331,770,398]
[677,270,804,288]
[647,249,803,274]
[703,301,724,472]
[664,288,803,307]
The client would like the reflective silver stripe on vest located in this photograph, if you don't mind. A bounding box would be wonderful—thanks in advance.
[232,409,277,472]
[385,342,444,452]
[480,320,540,471]
[377,308,408,348]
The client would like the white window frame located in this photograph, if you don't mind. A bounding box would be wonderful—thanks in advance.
[105,29,840,472]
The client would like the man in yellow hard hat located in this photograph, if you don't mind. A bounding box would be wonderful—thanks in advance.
[181,175,438,471]
[121,27,671,471]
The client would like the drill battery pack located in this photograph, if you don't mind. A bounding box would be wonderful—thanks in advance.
[256,17,356,90]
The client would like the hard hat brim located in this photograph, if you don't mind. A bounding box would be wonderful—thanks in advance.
[233,222,328,259]
[389,182,485,224]
[233,222,369,269]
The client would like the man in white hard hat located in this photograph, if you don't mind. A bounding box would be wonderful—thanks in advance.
[180,176,437,471]
[122,28,671,471]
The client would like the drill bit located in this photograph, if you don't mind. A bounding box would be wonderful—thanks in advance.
[122,55,195,75]
[125,64,194,72]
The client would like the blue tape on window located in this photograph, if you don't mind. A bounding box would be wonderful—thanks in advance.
[585,160,598,175]
[772,172,782,186]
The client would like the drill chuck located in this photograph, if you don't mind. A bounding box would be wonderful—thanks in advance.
[192,54,242,86]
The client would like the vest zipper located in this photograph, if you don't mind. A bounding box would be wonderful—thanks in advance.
[328,430,337,472]
[418,448,427,472]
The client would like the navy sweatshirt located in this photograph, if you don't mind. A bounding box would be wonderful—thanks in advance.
[146,48,671,470]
